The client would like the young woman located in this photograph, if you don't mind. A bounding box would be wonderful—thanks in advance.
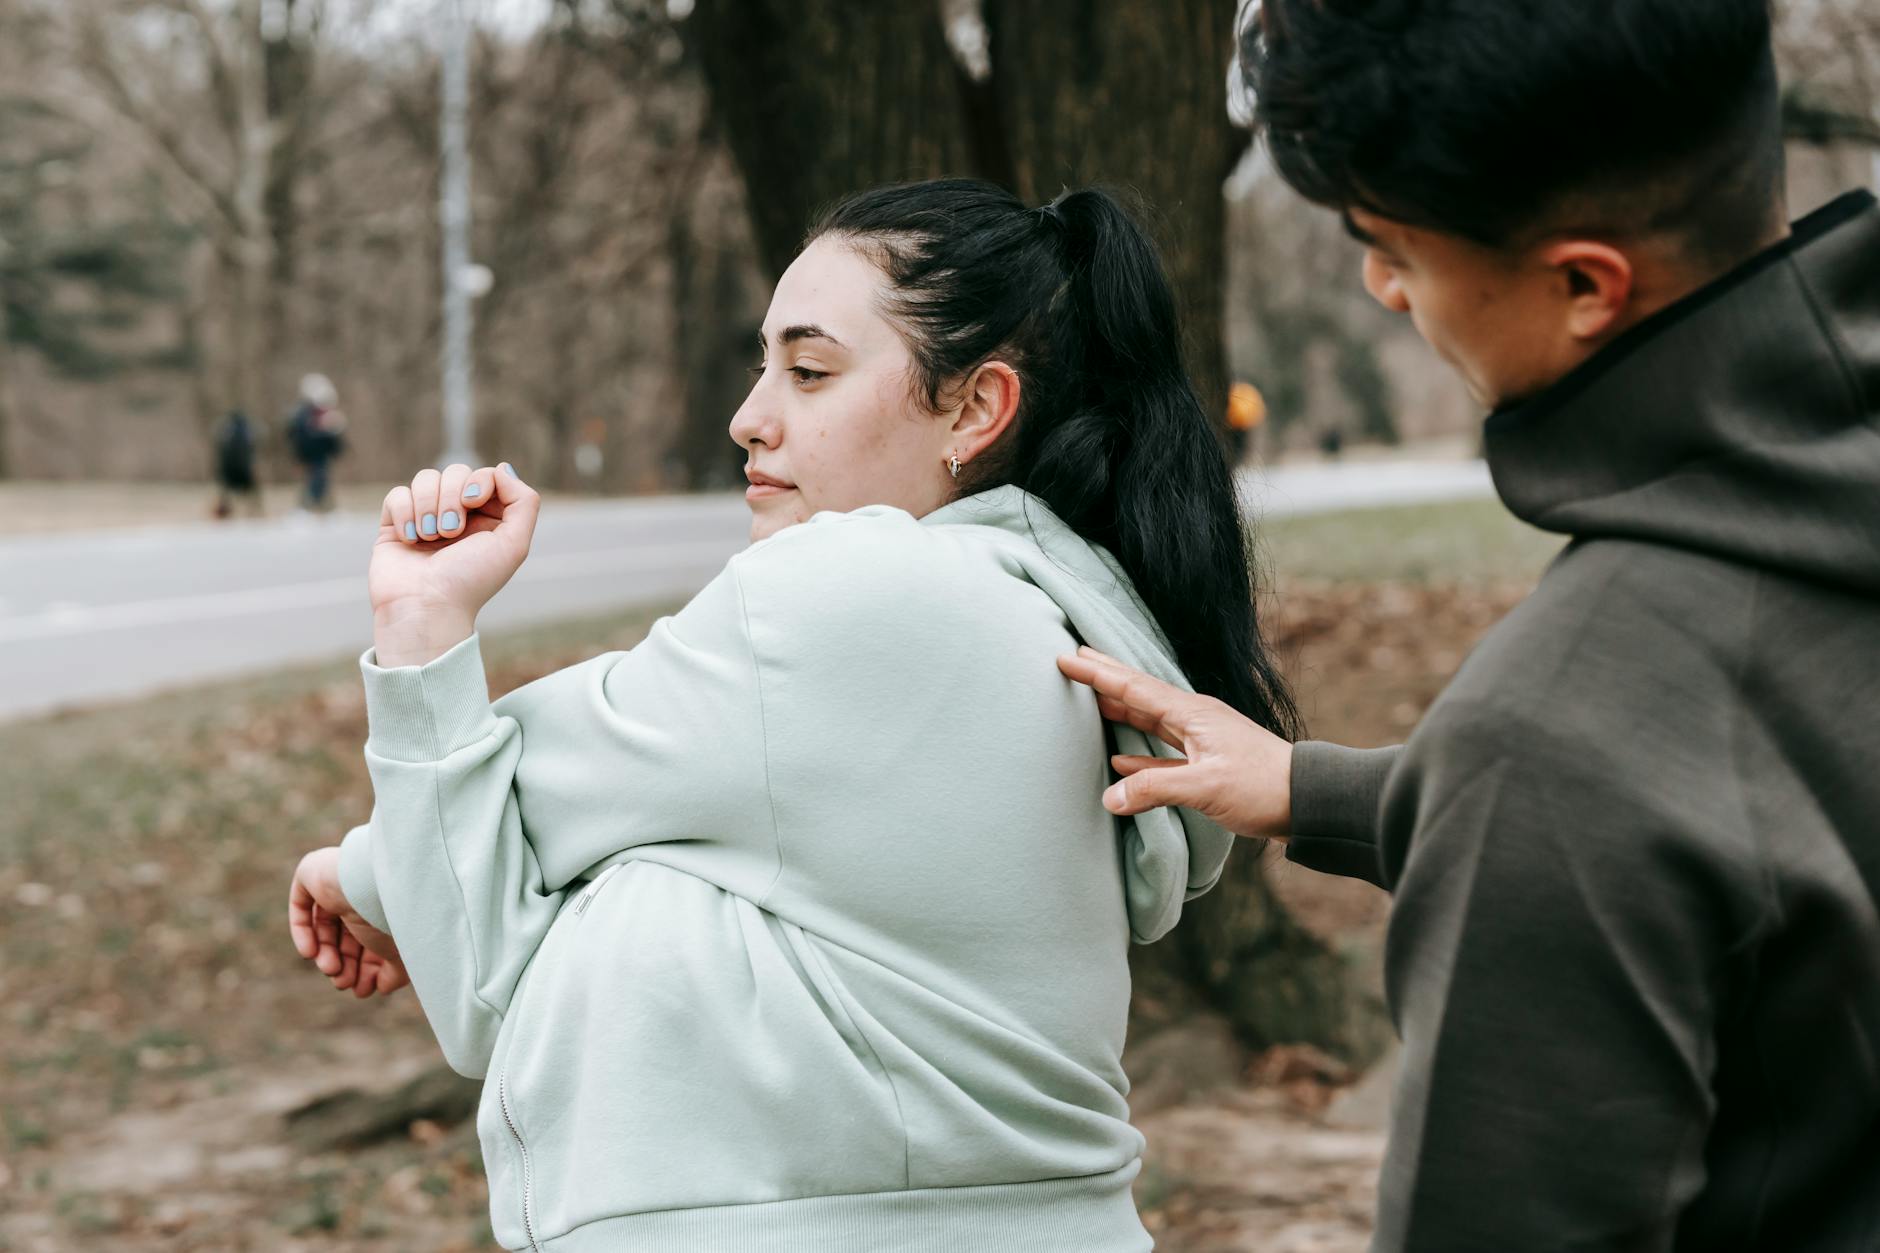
[288,179,1297,1252]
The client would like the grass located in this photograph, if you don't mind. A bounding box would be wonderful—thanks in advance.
[1260,497,1563,587]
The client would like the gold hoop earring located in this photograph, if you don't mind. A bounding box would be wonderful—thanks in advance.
[948,455,962,480]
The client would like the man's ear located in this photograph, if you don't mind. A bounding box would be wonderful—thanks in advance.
[951,360,1022,461]
[1541,239,1635,342]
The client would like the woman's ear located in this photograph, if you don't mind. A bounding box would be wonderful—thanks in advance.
[951,361,1022,461]
[1541,239,1635,343]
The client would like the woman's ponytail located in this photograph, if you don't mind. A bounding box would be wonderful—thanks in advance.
[1025,188,1299,737]
[812,180,1300,738]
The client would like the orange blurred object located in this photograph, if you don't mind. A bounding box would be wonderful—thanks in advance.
[1226,381,1267,431]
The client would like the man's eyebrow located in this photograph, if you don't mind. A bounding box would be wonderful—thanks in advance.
[1341,210,1379,247]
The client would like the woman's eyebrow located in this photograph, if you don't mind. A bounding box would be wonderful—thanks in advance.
[777,323,845,348]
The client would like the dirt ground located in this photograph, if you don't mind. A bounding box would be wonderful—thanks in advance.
[0,575,1532,1252]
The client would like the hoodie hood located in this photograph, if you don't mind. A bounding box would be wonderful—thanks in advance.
[925,484,1234,945]
[1486,189,1880,594]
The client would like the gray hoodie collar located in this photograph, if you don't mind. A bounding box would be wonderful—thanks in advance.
[1486,189,1880,594]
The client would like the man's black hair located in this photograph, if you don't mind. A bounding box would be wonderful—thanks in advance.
[1241,0,1787,270]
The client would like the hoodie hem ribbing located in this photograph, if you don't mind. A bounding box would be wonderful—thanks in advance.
[530,1165,1149,1252]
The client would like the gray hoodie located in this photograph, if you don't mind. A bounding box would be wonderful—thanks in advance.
[1288,188,1880,1251]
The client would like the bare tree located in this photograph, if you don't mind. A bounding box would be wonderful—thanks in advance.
[985,0,1244,414]
[0,4,195,478]
[687,0,985,277]
[1780,0,1880,144]
[21,0,349,483]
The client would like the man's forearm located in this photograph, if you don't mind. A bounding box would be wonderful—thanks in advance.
[1283,742,1403,888]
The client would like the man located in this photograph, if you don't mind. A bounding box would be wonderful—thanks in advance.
[1061,2,1880,1249]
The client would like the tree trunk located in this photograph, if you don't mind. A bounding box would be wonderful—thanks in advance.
[285,1064,481,1152]
[231,0,277,467]
[263,3,317,421]
[0,332,14,480]
[0,268,15,479]
[687,0,980,278]
[985,0,1242,422]
[667,133,766,490]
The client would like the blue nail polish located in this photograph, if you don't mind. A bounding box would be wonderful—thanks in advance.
[501,462,516,477]
[442,511,460,530]
[421,514,437,536]
[404,521,417,541]
[463,483,481,499]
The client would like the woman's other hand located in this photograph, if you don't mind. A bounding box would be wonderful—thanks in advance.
[288,846,410,998]
[369,462,540,667]
[1056,646,1295,840]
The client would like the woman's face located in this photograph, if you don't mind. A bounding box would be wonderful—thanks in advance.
[729,236,959,542]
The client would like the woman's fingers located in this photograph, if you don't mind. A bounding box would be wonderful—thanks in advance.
[459,466,498,518]
[332,927,362,991]
[354,949,409,998]
[488,462,542,560]
[436,463,472,538]
[355,950,382,998]
[382,466,499,544]
[375,957,410,995]
[410,467,442,541]
[310,903,343,976]
[293,848,410,997]
[355,950,381,998]
[383,485,418,545]
[288,873,319,960]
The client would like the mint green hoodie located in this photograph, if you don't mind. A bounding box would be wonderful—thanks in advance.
[338,485,1230,1252]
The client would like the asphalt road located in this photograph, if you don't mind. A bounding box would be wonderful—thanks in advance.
[0,460,1492,721]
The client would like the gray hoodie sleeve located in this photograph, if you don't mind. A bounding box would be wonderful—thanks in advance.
[1369,702,1740,1252]
[1283,741,1401,887]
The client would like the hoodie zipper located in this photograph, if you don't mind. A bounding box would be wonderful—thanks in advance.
[498,1073,541,1253]
[573,862,624,917]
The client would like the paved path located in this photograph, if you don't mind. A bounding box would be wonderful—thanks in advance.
[0,461,1493,721]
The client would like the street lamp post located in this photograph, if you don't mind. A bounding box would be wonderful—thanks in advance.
[437,0,478,469]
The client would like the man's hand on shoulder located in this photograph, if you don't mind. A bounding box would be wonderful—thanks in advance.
[1056,646,1294,839]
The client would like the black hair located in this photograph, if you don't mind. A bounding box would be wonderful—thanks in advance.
[1241,0,1786,270]
[810,179,1300,740]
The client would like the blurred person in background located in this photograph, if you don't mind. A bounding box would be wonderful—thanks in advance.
[210,407,263,519]
[287,372,347,512]
[285,179,1298,1252]
[1063,1,1880,1250]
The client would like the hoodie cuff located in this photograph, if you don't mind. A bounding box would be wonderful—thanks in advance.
[337,822,389,934]
[1285,742,1401,889]
[360,633,499,763]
